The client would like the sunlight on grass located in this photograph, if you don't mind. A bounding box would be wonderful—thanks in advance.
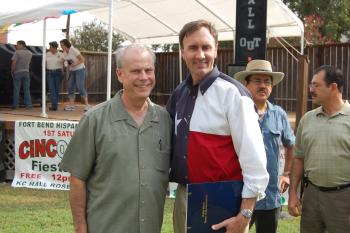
[0,183,300,233]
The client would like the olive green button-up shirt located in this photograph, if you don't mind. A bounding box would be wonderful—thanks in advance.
[60,91,172,233]
[294,101,350,187]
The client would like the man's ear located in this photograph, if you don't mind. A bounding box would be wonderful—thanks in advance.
[214,43,218,59]
[116,68,123,83]
[330,82,338,91]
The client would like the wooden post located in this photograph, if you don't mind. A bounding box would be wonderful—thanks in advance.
[295,55,309,130]
[65,14,70,40]
[295,54,309,200]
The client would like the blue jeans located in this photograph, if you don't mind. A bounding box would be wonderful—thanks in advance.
[47,69,63,108]
[67,68,87,99]
[13,71,32,108]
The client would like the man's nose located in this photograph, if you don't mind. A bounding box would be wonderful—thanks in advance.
[139,70,148,79]
[195,49,205,59]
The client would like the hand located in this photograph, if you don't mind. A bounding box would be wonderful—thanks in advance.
[288,193,302,217]
[279,175,290,194]
[211,214,249,233]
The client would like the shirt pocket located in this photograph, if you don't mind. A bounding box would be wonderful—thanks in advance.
[268,129,281,137]
[153,149,170,173]
[263,128,282,171]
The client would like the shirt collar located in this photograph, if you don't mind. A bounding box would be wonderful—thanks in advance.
[339,100,350,115]
[184,66,220,95]
[315,100,350,117]
[266,101,276,112]
[110,90,159,123]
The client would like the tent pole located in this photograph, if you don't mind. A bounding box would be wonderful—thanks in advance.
[232,30,236,64]
[106,0,114,100]
[41,18,48,118]
[300,33,304,55]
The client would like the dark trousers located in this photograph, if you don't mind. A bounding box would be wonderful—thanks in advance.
[301,183,350,233]
[249,207,280,233]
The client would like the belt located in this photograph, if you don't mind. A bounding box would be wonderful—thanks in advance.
[309,181,350,192]
[47,69,62,72]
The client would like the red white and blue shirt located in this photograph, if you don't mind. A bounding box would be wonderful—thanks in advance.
[166,67,269,199]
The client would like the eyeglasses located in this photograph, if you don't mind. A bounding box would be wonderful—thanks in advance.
[249,79,273,86]
[308,83,321,89]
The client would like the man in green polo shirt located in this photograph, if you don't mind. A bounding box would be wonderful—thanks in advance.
[288,65,350,233]
[60,44,172,233]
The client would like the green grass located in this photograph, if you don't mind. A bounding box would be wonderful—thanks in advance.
[0,183,300,232]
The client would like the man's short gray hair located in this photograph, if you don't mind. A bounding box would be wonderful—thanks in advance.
[115,44,156,69]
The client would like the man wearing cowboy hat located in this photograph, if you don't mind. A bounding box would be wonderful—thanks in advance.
[234,59,295,233]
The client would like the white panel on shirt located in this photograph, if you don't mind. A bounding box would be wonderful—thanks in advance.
[190,77,269,200]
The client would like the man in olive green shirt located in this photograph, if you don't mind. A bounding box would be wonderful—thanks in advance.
[288,65,350,233]
[60,44,172,233]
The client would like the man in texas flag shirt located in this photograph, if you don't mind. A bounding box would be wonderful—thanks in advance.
[166,20,269,233]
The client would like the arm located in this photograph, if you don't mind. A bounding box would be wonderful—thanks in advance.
[11,59,16,75]
[212,198,255,233]
[70,176,88,233]
[279,145,293,193]
[212,94,268,233]
[72,54,85,68]
[288,157,304,217]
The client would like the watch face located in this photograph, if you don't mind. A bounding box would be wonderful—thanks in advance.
[241,209,253,219]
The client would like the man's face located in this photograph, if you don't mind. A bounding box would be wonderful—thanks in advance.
[16,43,23,50]
[245,74,273,103]
[116,48,155,101]
[310,70,331,105]
[60,43,68,53]
[49,46,57,53]
[181,27,217,84]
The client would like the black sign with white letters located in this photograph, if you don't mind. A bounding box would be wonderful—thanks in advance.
[235,0,267,65]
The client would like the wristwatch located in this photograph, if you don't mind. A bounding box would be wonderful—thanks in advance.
[282,171,291,177]
[240,209,253,219]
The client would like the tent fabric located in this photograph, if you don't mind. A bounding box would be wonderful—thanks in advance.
[0,0,303,44]
[89,0,304,44]
[0,0,109,26]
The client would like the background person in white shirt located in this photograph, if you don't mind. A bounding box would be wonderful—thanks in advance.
[60,39,90,111]
[46,41,63,111]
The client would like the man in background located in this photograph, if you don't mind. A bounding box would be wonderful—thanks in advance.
[60,44,172,233]
[288,65,350,233]
[11,40,32,109]
[235,59,295,233]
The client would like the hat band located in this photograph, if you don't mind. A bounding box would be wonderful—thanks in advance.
[249,68,272,72]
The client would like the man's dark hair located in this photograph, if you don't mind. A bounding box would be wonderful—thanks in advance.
[16,40,26,47]
[179,19,218,49]
[60,39,71,48]
[314,65,343,92]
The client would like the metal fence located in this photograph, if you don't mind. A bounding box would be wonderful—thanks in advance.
[80,43,350,111]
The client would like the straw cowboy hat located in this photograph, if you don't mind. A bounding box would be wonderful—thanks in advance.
[234,60,285,86]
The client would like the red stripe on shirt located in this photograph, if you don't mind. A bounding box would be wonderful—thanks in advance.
[187,131,243,183]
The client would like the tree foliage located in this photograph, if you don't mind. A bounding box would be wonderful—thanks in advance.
[70,20,125,52]
[283,0,350,43]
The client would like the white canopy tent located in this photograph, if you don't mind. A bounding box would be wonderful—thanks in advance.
[0,0,304,117]
[88,0,304,45]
